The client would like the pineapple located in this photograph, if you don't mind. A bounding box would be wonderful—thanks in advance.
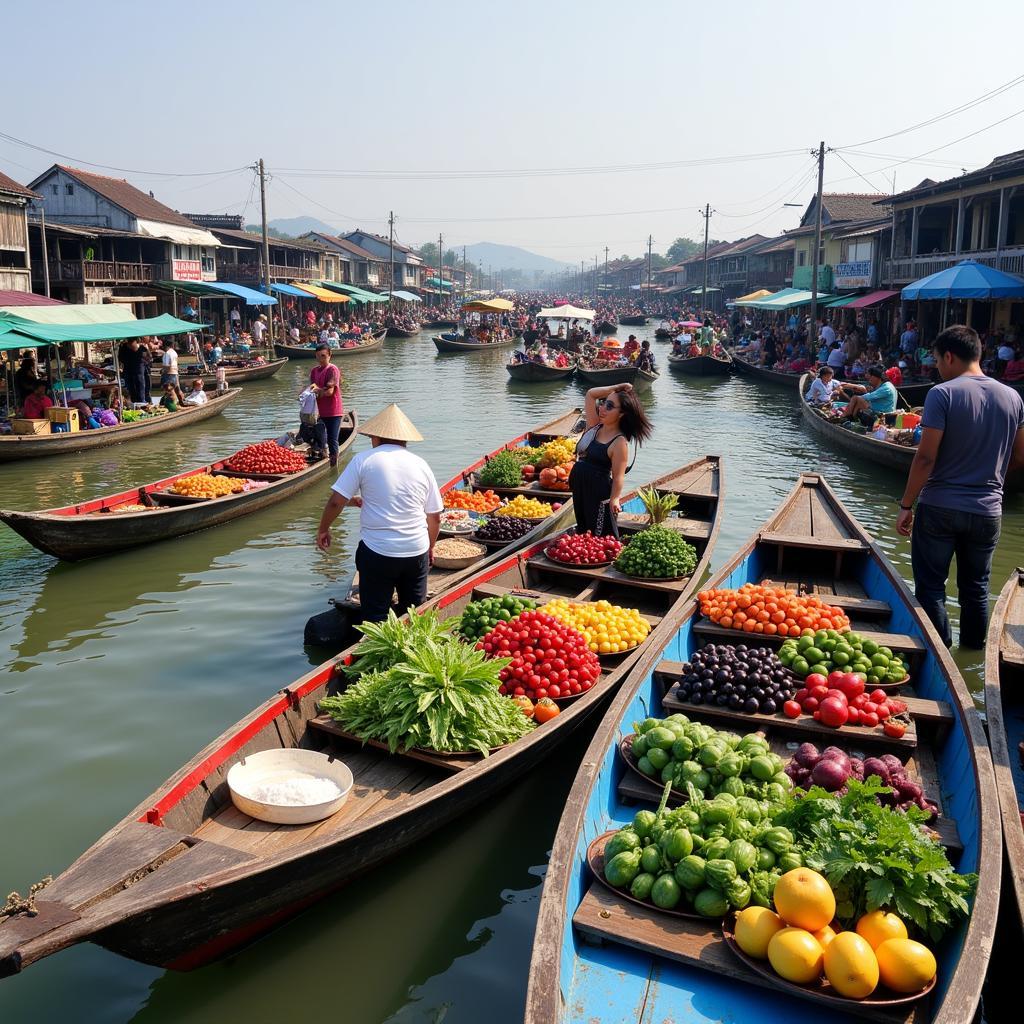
[637,487,679,525]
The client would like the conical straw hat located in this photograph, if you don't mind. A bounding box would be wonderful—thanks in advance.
[358,403,424,442]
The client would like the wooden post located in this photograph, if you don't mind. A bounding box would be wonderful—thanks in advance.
[258,159,271,294]
[388,211,394,313]
[809,142,825,349]
[700,203,711,316]
[39,205,51,298]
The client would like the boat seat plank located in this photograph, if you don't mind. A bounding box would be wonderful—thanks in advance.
[1003,588,1024,665]
[308,715,481,773]
[773,486,812,537]
[617,513,713,541]
[758,532,869,553]
[808,486,854,541]
[689,620,925,654]
[43,821,195,908]
[572,885,918,1023]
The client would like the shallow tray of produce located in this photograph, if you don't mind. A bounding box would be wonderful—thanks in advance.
[439,524,479,536]
[544,550,615,568]
[587,830,705,920]
[617,568,693,582]
[720,915,936,1017]
[597,641,643,659]
[214,468,290,481]
[617,735,699,801]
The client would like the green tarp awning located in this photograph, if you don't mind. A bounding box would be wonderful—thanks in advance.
[820,294,858,307]
[318,282,389,303]
[0,312,207,346]
[742,288,835,310]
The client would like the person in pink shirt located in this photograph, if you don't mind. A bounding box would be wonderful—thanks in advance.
[310,344,344,465]
[22,381,53,420]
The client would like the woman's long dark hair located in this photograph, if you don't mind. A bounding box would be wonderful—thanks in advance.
[617,389,653,445]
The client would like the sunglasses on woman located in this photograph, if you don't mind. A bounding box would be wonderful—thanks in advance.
[602,398,619,410]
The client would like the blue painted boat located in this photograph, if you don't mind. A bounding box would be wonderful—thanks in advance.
[985,568,1024,936]
[526,473,1000,1024]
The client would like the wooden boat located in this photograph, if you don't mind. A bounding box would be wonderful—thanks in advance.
[506,360,576,382]
[525,472,999,1024]
[0,389,242,463]
[0,458,722,978]
[273,331,386,360]
[305,407,587,646]
[729,349,802,389]
[151,357,288,386]
[423,318,459,329]
[576,365,659,388]
[654,326,677,340]
[433,334,520,354]
[898,379,937,406]
[984,568,1024,936]
[667,351,733,376]
[595,319,618,334]
[385,325,420,338]
[619,315,648,326]
[798,372,916,472]
[0,415,358,561]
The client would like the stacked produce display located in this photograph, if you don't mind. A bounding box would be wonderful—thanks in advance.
[443,489,501,513]
[480,438,576,492]
[225,441,309,475]
[473,515,534,544]
[545,532,622,566]
[540,597,650,654]
[170,473,268,499]
[613,488,698,580]
[493,495,555,519]
[699,583,850,637]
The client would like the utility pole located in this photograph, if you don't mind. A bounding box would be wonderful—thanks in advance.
[463,245,467,302]
[647,234,652,299]
[438,231,443,310]
[809,141,826,349]
[700,203,712,317]
[593,255,598,305]
[39,204,51,298]
[604,246,609,297]
[580,258,584,298]
[388,210,395,314]
[258,159,271,298]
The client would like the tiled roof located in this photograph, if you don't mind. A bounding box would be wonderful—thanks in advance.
[32,165,198,228]
[821,193,890,222]
[304,232,382,261]
[213,227,326,252]
[0,170,40,200]
[708,234,770,259]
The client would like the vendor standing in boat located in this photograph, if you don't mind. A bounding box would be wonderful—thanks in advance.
[310,344,344,466]
[570,383,652,537]
[316,405,443,622]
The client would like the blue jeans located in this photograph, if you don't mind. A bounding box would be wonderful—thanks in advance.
[315,415,343,462]
[911,502,1001,648]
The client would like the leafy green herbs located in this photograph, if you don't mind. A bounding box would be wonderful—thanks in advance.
[343,608,454,677]
[322,634,534,755]
[774,778,976,941]
[479,449,526,488]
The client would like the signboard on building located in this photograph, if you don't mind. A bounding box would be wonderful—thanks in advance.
[835,260,872,289]
[792,265,834,291]
[172,259,203,282]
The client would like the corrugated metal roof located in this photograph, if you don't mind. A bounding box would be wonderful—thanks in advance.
[0,289,64,306]
[212,227,326,252]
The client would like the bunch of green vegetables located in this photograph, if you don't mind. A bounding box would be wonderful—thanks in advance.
[479,449,527,488]
[774,778,977,941]
[631,715,793,804]
[322,612,534,755]
[613,526,697,579]
[602,778,802,918]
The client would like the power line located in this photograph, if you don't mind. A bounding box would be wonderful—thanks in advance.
[714,156,820,218]
[830,150,890,194]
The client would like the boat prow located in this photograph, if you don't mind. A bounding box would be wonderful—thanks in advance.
[526,472,999,1024]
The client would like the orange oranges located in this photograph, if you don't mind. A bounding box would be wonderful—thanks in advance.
[855,909,909,950]
[875,938,936,993]
[767,927,824,984]
[772,868,837,932]
[823,932,879,999]
[734,906,785,959]
[698,582,850,637]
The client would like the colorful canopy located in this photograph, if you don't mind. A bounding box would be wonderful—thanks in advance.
[0,303,136,325]
[0,313,205,348]
[319,282,389,304]
[270,283,317,299]
[291,282,350,303]
[463,298,514,313]
[157,281,276,306]
[735,288,773,304]
[426,277,453,289]
[537,304,595,321]
[901,259,1024,300]
[740,288,835,310]
[391,290,423,303]
[844,289,900,309]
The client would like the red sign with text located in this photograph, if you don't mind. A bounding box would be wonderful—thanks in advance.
[172,259,202,282]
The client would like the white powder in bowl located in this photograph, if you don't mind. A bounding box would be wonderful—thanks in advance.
[238,774,342,806]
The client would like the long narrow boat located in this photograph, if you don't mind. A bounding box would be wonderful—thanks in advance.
[525,472,999,1024]
[385,325,420,338]
[576,365,659,388]
[0,414,357,561]
[667,351,733,376]
[654,326,677,340]
[306,408,587,646]
[507,360,576,382]
[619,315,648,326]
[433,334,520,353]
[595,319,618,334]
[984,568,1024,936]
[423,318,459,329]
[798,372,916,472]
[273,331,386,360]
[729,349,803,389]
[0,388,242,463]
[897,379,936,406]
[150,357,288,386]
[0,457,721,978]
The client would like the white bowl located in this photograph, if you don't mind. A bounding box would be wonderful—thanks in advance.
[226,748,353,825]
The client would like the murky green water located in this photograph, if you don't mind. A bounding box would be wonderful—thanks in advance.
[2,328,1021,1023]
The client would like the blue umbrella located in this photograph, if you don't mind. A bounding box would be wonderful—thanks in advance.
[901,259,1024,300]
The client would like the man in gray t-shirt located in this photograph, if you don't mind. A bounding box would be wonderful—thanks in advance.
[897,325,1024,647]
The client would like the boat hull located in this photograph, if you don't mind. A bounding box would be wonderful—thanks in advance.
[576,366,658,388]
[274,331,385,360]
[0,389,242,463]
[506,362,575,382]
[0,414,357,561]
[798,373,916,472]
[385,326,420,338]
[619,316,648,326]
[433,334,519,353]
[729,350,802,388]
[667,353,732,376]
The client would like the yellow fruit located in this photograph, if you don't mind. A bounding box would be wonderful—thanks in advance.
[875,939,937,994]
[767,927,824,984]
[773,868,836,932]
[823,931,879,999]
[855,910,908,950]
[812,924,838,950]
[734,906,785,959]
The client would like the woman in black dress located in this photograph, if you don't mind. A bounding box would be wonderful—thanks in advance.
[569,382,653,537]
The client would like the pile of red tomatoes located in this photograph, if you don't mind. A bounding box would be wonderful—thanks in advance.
[478,609,601,700]
[784,669,910,738]
[226,441,309,474]
[545,531,623,566]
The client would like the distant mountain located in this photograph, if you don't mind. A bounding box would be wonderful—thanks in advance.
[462,242,571,274]
[266,216,339,238]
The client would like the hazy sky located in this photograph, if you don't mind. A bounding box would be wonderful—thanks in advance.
[3,0,1023,264]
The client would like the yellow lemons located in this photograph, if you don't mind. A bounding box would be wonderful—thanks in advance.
[767,927,824,984]
[734,906,785,959]
[539,598,650,654]
[496,496,554,518]
[855,910,908,950]
[875,938,937,993]
[773,868,836,932]
[812,924,838,950]
[823,932,879,1000]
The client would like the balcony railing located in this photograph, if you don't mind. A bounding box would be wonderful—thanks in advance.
[884,247,1024,283]
[39,259,162,284]
[218,262,320,283]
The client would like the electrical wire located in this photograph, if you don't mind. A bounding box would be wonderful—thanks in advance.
[829,150,891,195]
[714,156,820,218]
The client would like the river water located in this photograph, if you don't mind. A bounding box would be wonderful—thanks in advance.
[1,327,1021,1023]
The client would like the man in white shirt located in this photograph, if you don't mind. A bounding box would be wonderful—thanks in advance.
[806,365,838,405]
[161,341,184,402]
[316,405,442,621]
[820,320,836,347]
[182,378,208,406]
[252,315,267,345]
[826,340,847,378]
